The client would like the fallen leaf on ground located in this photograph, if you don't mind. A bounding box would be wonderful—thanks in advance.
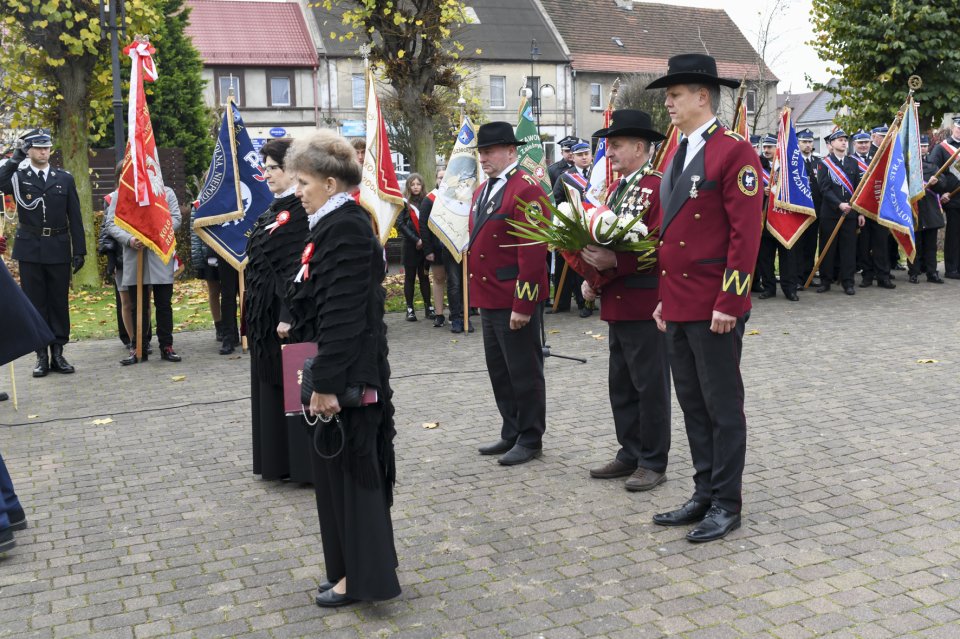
[592,334,606,341]
[91,418,113,425]
[28,414,38,419]
[748,330,761,335]
[916,359,938,364]
[171,375,187,381]
[548,329,560,334]
[422,422,440,429]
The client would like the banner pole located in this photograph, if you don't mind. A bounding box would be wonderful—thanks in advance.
[225,96,243,215]
[552,261,569,313]
[462,251,469,333]
[803,214,846,290]
[8,363,16,411]
[1,201,15,410]
[239,266,247,353]
[136,248,144,360]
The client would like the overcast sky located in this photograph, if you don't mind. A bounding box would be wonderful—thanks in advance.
[645,0,832,93]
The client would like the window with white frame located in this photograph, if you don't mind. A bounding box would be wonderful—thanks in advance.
[746,89,758,114]
[268,73,293,107]
[490,75,505,109]
[590,83,602,110]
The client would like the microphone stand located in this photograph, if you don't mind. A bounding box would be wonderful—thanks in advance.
[539,303,587,364]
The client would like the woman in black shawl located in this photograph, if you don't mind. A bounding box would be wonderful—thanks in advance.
[244,139,311,482]
[286,130,400,607]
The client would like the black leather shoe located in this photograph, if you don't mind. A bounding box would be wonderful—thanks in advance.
[120,349,140,366]
[579,307,593,318]
[859,279,873,288]
[815,282,831,293]
[160,346,182,362]
[652,499,710,526]
[909,275,919,284]
[33,351,49,377]
[316,580,336,594]
[450,319,464,334]
[0,392,7,402]
[498,444,542,466]
[315,588,356,608]
[843,286,856,295]
[785,291,799,301]
[758,290,775,299]
[928,274,945,284]
[433,315,446,328]
[478,439,514,455]
[6,507,26,532]
[686,505,742,543]
[49,347,75,374]
[219,340,235,355]
[877,280,896,289]
[0,528,15,554]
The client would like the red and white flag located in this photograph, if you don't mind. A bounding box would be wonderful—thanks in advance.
[358,69,404,245]
[114,38,175,263]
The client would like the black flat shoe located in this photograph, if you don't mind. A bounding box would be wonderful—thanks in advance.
[877,280,896,289]
[859,279,873,288]
[498,444,542,466]
[928,274,945,284]
[815,283,831,293]
[315,589,356,608]
[6,507,26,532]
[578,307,593,318]
[478,439,514,455]
[909,275,919,284]
[317,580,336,594]
[843,286,856,296]
[785,291,799,301]
[219,341,235,355]
[652,499,710,527]
[758,290,775,299]
[686,506,741,543]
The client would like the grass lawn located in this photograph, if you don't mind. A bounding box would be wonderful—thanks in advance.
[67,272,437,341]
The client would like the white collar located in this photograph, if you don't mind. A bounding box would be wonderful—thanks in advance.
[275,184,297,199]
[31,163,49,177]
[308,192,354,229]
[493,161,518,181]
[682,117,718,147]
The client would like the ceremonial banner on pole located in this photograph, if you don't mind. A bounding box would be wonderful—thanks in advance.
[586,106,612,206]
[851,121,916,261]
[427,116,480,261]
[650,124,682,175]
[358,69,404,245]
[193,99,272,269]
[766,107,816,248]
[515,96,552,197]
[114,39,175,263]
[899,97,925,216]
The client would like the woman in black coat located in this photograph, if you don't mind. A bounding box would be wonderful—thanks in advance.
[245,139,311,481]
[909,155,947,283]
[286,130,400,607]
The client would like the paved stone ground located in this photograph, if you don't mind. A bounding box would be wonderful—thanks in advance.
[2,277,960,639]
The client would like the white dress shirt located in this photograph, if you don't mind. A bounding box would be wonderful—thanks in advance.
[679,118,719,170]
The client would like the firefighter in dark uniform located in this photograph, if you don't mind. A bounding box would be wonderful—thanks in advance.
[816,130,864,295]
[547,135,577,186]
[869,125,904,270]
[0,129,85,376]
[647,54,763,543]
[852,130,895,288]
[909,136,946,284]
[925,116,960,278]
[796,128,821,284]
[757,133,799,300]
[579,109,671,492]
[469,122,550,466]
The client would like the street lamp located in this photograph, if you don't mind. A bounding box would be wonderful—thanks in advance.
[99,0,127,166]
[524,39,555,134]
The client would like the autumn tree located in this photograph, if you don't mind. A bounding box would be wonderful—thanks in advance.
[323,0,472,191]
[614,75,671,134]
[0,0,162,285]
[810,0,960,131]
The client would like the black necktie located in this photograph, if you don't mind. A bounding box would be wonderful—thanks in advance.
[477,177,498,216]
[671,138,688,189]
[38,170,46,185]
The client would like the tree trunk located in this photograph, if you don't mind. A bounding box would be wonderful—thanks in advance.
[55,65,99,288]
[398,85,437,191]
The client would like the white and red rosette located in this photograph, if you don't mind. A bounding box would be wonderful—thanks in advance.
[583,203,619,245]
[294,242,315,282]
[265,210,290,234]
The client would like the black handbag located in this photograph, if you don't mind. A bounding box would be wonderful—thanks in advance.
[300,357,368,460]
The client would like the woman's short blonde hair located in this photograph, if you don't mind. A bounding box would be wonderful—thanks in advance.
[287,129,361,187]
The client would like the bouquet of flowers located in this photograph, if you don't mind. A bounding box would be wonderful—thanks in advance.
[507,185,657,289]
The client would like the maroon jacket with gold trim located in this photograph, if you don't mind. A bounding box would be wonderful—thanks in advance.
[657,122,763,322]
[467,167,549,314]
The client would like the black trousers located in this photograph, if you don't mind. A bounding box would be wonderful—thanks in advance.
[401,239,430,309]
[819,215,858,286]
[552,252,584,310]
[19,261,71,345]
[442,246,463,321]
[132,283,173,349]
[859,219,891,283]
[113,282,130,345]
[908,228,940,277]
[250,353,313,482]
[797,219,819,282]
[666,316,747,512]
[480,306,546,448]
[944,208,960,275]
[888,233,901,266]
[308,408,400,601]
[757,230,798,294]
[608,321,671,472]
[220,264,240,341]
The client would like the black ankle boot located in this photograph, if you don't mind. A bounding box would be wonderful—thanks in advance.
[49,344,74,374]
[33,349,49,377]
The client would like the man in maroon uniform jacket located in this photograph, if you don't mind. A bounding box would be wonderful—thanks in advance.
[647,54,763,542]
[469,122,549,466]
[579,109,672,492]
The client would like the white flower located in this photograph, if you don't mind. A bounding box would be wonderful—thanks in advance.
[555,202,574,227]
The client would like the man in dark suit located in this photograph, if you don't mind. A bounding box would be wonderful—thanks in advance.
[925,117,960,278]
[646,54,763,542]
[469,122,550,466]
[816,130,865,295]
[756,133,799,301]
[547,136,577,187]
[579,110,671,492]
[550,140,592,316]
[0,129,85,377]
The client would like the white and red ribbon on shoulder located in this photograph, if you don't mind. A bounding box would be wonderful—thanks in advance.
[294,243,315,282]
[264,210,290,234]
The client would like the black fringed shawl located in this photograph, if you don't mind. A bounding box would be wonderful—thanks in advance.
[287,200,396,498]
[244,193,309,381]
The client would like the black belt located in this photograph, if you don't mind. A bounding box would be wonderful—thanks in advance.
[19,224,68,237]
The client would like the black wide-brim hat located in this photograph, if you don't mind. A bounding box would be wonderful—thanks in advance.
[645,53,740,90]
[592,109,665,142]
[477,121,522,148]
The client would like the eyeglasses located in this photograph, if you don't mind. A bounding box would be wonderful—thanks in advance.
[263,164,281,172]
